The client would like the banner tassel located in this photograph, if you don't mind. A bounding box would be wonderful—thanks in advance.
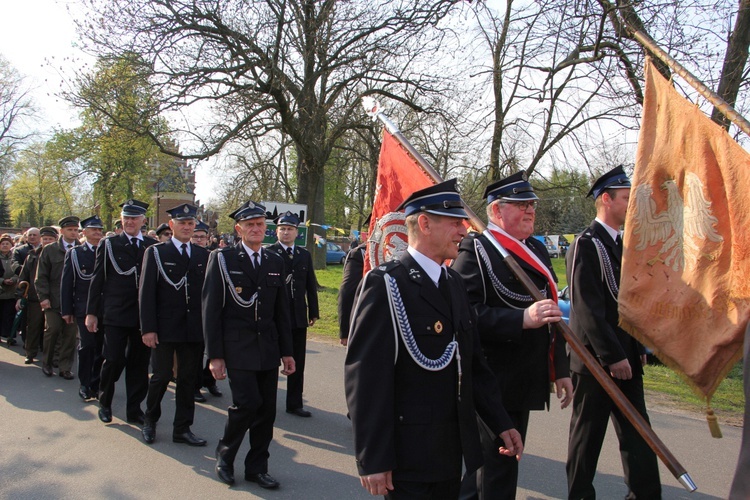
[706,407,722,438]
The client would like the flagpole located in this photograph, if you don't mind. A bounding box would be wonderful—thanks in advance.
[362,97,697,492]
[625,26,750,139]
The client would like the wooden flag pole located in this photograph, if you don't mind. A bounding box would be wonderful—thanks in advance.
[625,25,750,139]
[362,97,697,492]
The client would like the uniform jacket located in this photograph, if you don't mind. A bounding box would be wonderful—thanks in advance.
[344,253,513,482]
[86,233,157,328]
[338,243,365,340]
[453,233,568,411]
[566,221,645,375]
[60,242,97,318]
[17,248,41,303]
[267,242,319,329]
[139,240,209,343]
[35,237,80,311]
[202,244,292,371]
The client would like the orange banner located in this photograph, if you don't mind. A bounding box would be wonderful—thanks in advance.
[363,130,434,274]
[620,61,750,400]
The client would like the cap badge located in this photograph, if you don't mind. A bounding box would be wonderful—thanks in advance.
[183,205,189,213]
[248,201,255,209]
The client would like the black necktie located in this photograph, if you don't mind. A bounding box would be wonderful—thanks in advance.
[180,243,189,265]
[253,252,260,269]
[286,247,293,258]
[615,234,623,249]
[438,268,451,306]
[131,237,139,249]
[66,244,73,251]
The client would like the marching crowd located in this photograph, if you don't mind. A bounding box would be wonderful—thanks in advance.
[0,167,747,499]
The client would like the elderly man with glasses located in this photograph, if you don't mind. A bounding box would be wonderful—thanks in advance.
[453,171,572,500]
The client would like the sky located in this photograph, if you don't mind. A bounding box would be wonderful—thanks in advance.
[0,0,217,203]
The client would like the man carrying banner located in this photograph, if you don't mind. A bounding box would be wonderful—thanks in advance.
[345,180,522,499]
[565,166,661,500]
[453,172,571,500]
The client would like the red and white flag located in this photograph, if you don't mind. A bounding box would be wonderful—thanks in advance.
[363,130,434,273]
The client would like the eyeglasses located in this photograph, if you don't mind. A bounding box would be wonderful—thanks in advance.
[192,235,207,240]
[501,200,538,211]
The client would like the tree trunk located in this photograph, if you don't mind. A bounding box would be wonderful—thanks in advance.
[712,0,750,129]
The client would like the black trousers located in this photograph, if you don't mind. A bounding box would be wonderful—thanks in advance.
[567,371,661,500]
[286,327,307,410]
[23,301,43,358]
[145,340,202,432]
[217,367,279,475]
[460,410,530,500]
[99,325,150,418]
[77,316,104,392]
[386,477,461,500]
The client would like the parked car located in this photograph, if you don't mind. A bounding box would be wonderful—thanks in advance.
[326,242,347,264]
[546,243,560,258]
[558,286,570,324]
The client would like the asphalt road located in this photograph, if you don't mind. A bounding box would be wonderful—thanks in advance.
[0,338,742,499]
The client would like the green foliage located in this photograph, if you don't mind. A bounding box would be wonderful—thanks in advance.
[6,142,76,225]
[533,167,596,235]
[0,187,12,226]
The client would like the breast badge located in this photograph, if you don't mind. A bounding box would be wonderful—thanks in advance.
[434,321,443,334]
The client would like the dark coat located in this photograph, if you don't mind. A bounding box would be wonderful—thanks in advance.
[139,240,209,343]
[60,243,97,318]
[344,253,513,483]
[267,243,319,329]
[36,237,80,311]
[11,243,35,275]
[17,248,42,303]
[202,244,292,371]
[338,243,365,340]
[452,232,568,411]
[566,221,645,375]
[86,233,157,328]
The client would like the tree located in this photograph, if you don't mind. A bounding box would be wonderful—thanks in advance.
[57,55,173,228]
[6,142,75,226]
[0,55,34,180]
[74,0,469,267]
[0,187,12,227]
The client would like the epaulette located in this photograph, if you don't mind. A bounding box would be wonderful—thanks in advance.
[374,259,401,273]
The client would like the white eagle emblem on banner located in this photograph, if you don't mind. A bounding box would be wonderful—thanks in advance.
[631,172,723,272]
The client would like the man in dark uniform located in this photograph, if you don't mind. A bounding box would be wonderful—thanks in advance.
[566,166,661,499]
[61,216,104,400]
[338,240,365,347]
[18,227,58,364]
[345,180,523,499]
[139,203,208,446]
[453,172,571,500]
[192,219,222,402]
[36,216,81,380]
[203,200,295,489]
[86,199,157,425]
[268,211,319,417]
[155,222,172,242]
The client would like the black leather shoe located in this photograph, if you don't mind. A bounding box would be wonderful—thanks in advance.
[7,338,17,346]
[79,386,91,400]
[173,430,207,446]
[245,472,280,489]
[59,371,74,380]
[127,414,145,426]
[42,365,54,377]
[207,385,222,397]
[98,406,112,423]
[194,390,207,403]
[24,357,34,364]
[142,422,156,444]
[215,447,235,485]
[286,408,312,418]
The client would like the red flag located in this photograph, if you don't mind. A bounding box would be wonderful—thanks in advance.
[619,61,750,401]
[363,130,435,273]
